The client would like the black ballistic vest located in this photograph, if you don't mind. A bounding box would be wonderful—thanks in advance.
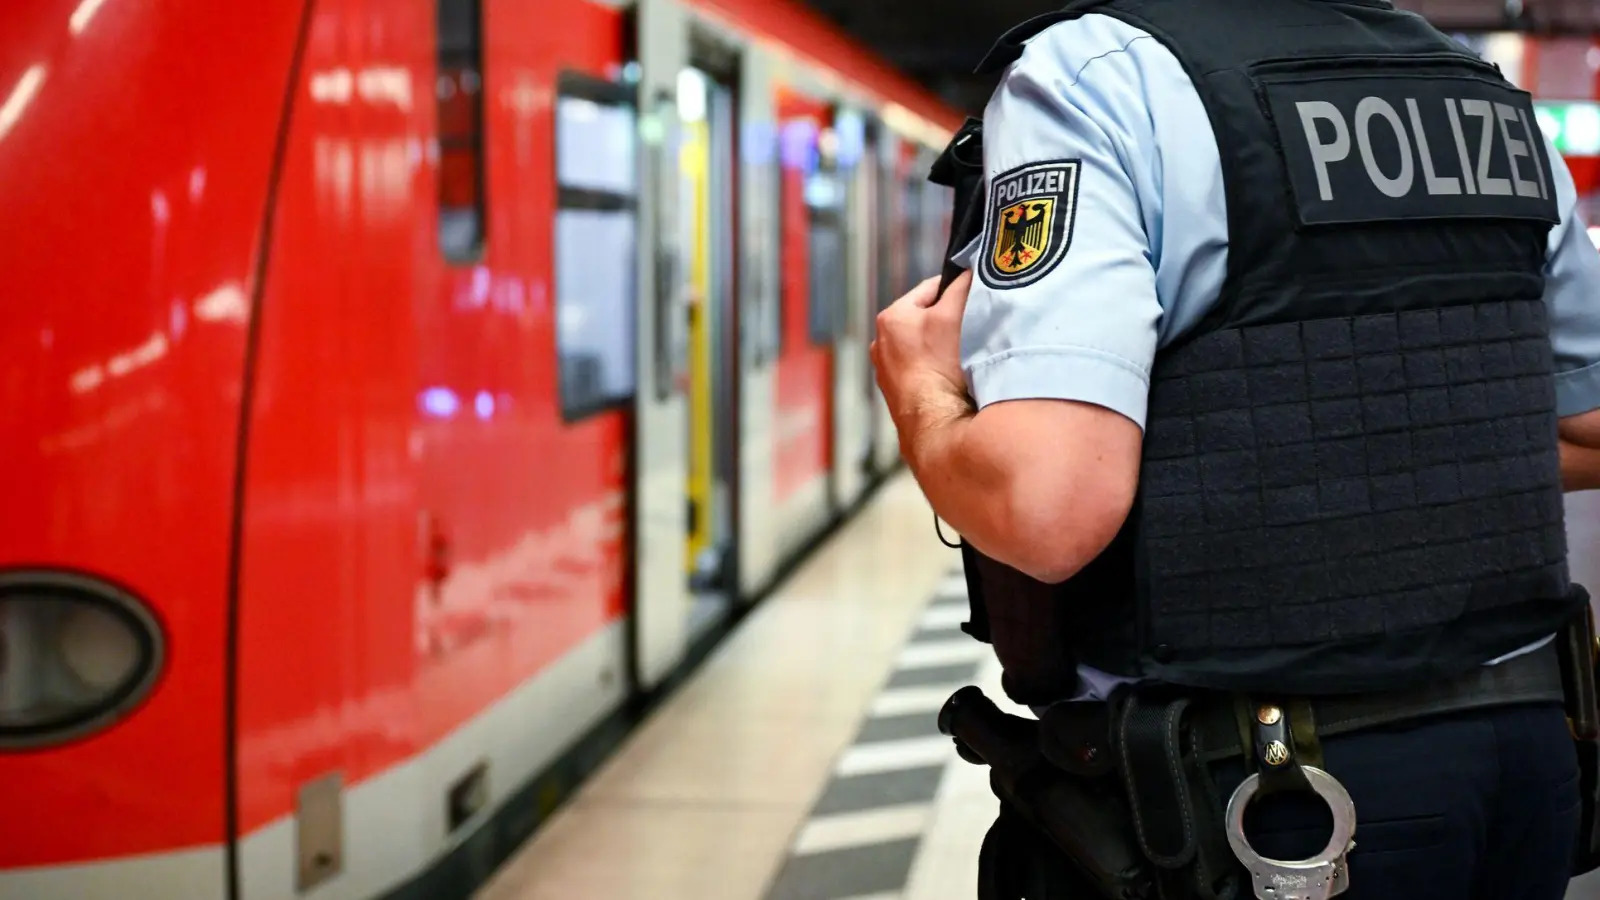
[951,0,1587,703]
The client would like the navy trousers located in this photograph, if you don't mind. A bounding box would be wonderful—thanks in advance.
[983,702,1581,899]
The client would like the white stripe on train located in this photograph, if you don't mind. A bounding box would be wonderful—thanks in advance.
[0,623,626,900]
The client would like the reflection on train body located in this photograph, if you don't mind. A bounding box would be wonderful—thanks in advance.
[0,0,960,898]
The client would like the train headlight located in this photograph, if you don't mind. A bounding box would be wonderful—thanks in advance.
[0,572,165,749]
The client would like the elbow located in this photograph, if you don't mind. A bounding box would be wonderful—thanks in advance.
[951,397,1145,585]
[1009,557,1085,587]
[1010,525,1125,585]
[1561,439,1600,492]
[994,470,1136,585]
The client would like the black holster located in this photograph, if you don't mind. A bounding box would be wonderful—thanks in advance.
[941,687,1153,900]
[1557,591,1600,875]
[940,687,1238,900]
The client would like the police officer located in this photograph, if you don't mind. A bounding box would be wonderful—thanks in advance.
[870,0,1600,897]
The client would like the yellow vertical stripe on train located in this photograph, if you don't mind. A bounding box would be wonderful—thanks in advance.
[684,116,713,574]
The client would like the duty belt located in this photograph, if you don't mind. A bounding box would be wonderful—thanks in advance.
[1176,639,1564,763]
[939,641,1567,900]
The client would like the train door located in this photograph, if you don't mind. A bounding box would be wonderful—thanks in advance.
[633,0,695,690]
[863,119,895,480]
[803,104,846,517]
[830,107,872,510]
[870,137,918,475]
[680,31,742,639]
[864,120,889,483]
[231,0,434,894]
[736,51,783,598]
[772,88,842,560]
[237,0,647,894]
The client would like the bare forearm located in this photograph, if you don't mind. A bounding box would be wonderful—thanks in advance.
[902,398,1140,584]
[902,405,1015,564]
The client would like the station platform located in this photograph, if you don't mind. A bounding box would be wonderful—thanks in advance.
[475,472,1600,900]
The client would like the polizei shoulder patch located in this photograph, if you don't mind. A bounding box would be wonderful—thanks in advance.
[980,159,1080,289]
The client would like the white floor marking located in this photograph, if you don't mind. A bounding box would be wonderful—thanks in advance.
[793,803,933,856]
[902,656,1023,900]
[836,737,955,777]
[870,687,958,718]
[919,605,969,629]
[896,640,987,669]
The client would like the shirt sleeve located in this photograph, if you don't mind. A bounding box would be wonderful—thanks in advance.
[959,25,1164,430]
[1541,136,1600,417]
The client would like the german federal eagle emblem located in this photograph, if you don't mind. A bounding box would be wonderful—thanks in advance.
[993,199,1055,275]
[980,159,1080,289]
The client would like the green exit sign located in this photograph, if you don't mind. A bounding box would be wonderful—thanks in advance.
[1535,102,1600,157]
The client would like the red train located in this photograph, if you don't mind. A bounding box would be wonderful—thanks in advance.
[0,0,958,897]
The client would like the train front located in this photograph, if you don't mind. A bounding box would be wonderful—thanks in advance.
[0,0,306,894]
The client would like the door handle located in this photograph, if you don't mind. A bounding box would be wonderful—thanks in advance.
[420,511,452,589]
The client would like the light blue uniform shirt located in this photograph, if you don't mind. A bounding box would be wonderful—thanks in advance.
[955,14,1600,701]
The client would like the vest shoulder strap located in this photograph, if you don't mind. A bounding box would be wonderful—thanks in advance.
[975,0,1115,75]
[929,117,986,295]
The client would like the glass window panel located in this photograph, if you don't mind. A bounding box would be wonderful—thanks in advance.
[556,209,638,418]
[436,0,485,260]
[557,97,638,196]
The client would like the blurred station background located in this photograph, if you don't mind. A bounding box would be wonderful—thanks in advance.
[3,0,1600,899]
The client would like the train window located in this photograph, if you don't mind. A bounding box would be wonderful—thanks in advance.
[808,215,844,342]
[555,72,640,422]
[807,124,847,345]
[436,0,486,261]
[558,94,637,195]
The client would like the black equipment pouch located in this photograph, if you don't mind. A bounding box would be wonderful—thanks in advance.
[1112,691,1240,900]
[1557,589,1600,875]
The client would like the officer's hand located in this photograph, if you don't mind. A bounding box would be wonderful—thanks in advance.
[871,270,973,420]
